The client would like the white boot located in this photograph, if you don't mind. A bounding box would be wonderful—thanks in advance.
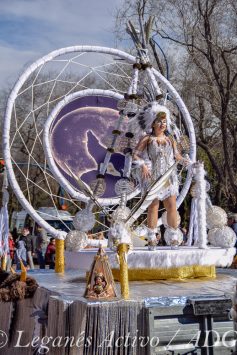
[164,226,183,247]
[147,228,157,251]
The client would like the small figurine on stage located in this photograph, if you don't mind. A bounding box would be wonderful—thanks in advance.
[84,247,117,299]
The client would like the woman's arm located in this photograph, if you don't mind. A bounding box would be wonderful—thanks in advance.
[171,138,190,166]
[133,135,151,179]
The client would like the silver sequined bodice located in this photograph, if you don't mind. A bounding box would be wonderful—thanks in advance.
[147,137,179,200]
[147,137,175,179]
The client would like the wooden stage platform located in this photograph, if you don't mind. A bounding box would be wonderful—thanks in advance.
[0,268,236,354]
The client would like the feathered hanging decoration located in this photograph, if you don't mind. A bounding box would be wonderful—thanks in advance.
[63,162,112,222]
[144,16,155,45]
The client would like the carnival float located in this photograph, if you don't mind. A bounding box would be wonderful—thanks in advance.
[0,17,236,354]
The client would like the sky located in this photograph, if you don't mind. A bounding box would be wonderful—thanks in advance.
[0,0,125,89]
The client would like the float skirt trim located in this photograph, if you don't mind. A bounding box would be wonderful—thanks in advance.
[112,264,216,281]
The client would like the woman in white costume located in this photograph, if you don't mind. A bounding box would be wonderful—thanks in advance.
[132,104,188,237]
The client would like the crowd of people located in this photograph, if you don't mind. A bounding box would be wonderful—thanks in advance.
[6,226,56,271]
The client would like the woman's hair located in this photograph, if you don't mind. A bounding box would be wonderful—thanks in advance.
[155,111,167,120]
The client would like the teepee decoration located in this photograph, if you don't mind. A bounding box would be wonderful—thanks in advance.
[84,247,117,299]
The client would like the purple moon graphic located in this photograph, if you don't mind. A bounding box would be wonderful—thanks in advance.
[50,95,127,199]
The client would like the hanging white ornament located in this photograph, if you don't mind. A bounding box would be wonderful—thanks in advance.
[89,178,106,197]
[114,178,135,195]
[111,206,131,222]
[65,230,88,251]
[73,209,96,232]
[134,225,149,237]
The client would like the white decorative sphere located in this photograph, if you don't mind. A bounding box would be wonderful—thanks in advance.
[114,178,135,195]
[134,225,148,237]
[206,206,227,229]
[208,226,236,248]
[111,206,131,222]
[162,211,181,228]
[164,228,183,246]
[65,230,88,251]
[73,209,96,232]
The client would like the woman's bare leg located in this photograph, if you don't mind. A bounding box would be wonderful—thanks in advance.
[147,198,159,229]
[163,195,177,229]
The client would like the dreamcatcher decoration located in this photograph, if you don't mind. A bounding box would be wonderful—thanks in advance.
[3,20,196,243]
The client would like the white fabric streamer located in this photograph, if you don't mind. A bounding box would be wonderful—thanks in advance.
[194,162,208,248]
[0,171,9,257]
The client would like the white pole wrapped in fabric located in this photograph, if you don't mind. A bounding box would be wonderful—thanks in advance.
[0,171,9,260]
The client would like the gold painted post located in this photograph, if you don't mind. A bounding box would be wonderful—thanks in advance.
[1,255,7,270]
[20,259,27,282]
[117,243,129,299]
[55,239,65,273]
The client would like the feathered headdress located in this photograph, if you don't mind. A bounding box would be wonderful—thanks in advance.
[129,101,180,141]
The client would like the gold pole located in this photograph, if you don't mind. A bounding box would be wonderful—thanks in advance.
[55,239,65,273]
[117,243,129,299]
[20,259,27,282]
[1,255,7,271]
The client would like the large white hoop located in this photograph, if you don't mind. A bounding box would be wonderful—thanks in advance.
[3,45,196,238]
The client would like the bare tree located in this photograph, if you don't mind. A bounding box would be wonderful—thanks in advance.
[115,0,237,208]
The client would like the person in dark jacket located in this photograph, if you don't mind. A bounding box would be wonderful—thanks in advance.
[17,226,35,269]
[35,227,48,269]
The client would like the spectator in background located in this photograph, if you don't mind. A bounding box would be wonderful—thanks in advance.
[45,238,56,269]
[35,227,48,269]
[228,214,237,255]
[232,214,237,236]
[18,226,35,270]
[228,213,237,236]
[6,232,15,271]
[15,239,27,270]
[12,227,18,242]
